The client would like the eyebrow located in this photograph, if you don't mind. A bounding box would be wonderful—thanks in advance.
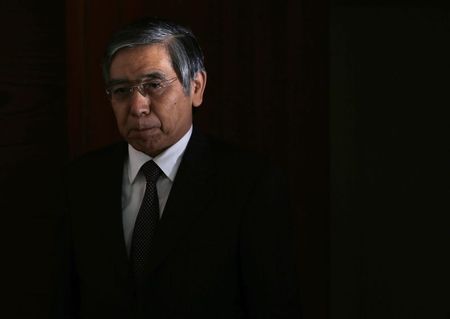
[107,72,168,87]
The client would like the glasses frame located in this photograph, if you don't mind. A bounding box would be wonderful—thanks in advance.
[105,76,178,102]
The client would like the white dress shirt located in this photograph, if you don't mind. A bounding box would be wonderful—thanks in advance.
[121,127,192,253]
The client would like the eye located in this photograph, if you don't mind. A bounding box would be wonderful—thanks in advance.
[112,86,131,96]
[142,81,163,90]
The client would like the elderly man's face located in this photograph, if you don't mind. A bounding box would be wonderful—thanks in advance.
[108,44,206,157]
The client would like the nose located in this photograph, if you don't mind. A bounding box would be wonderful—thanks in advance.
[129,88,151,116]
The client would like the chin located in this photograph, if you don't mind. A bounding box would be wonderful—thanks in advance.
[135,140,166,157]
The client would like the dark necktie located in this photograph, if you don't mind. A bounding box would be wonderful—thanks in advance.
[130,160,162,281]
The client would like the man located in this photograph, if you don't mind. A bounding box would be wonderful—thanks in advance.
[61,17,301,318]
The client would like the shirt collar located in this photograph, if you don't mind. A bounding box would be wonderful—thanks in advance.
[127,126,192,184]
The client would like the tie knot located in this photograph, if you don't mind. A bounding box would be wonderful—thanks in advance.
[141,160,162,183]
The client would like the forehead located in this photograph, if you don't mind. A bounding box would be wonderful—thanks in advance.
[109,44,174,80]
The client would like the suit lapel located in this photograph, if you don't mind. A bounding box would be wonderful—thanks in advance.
[98,143,133,283]
[143,130,217,276]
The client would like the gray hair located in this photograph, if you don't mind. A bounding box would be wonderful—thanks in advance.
[102,17,205,95]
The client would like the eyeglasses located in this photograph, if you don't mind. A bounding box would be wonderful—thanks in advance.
[105,76,178,102]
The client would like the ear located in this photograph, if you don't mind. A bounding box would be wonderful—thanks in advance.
[191,71,207,107]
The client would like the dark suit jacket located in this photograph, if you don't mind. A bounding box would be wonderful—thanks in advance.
[61,129,302,319]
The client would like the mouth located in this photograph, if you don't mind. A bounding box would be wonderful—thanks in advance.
[132,124,159,131]
[135,127,154,132]
[129,126,160,137]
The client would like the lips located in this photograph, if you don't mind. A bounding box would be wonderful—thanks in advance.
[132,122,160,131]
[134,118,160,131]
[128,125,160,138]
[135,127,155,131]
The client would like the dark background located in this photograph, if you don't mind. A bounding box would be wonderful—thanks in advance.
[0,0,448,318]
[331,1,449,318]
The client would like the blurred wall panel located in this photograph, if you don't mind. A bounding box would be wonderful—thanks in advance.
[0,0,66,317]
[331,2,450,318]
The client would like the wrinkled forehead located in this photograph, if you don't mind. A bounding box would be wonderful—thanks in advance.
[109,44,174,81]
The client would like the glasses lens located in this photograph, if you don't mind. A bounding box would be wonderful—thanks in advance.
[113,86,132,101]
[107,77,177,101]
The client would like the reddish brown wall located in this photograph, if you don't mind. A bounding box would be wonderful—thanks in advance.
[66,1,329,318]
[0,0,328,317]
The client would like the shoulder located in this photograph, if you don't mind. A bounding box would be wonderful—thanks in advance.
[66,141,127,180]
[187,129,285,182]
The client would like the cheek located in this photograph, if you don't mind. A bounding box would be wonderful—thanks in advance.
[162,105,186,128]
[112,106,129,129]
[153,93,192,132]
[157,99,179,123]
